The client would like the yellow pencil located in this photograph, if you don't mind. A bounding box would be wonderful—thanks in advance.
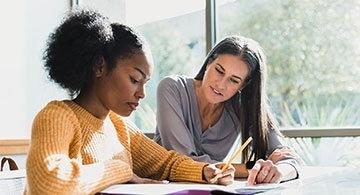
[221,137,253,171]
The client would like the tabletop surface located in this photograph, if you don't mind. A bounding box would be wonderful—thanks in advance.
[101,166,360,195]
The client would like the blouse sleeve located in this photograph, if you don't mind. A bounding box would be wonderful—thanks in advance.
[267,130,301,179]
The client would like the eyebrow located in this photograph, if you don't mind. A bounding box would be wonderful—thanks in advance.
[216,63,243,81]
[134,67,150,81]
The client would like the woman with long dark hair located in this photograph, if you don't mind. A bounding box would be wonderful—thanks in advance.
[154,36,300,185]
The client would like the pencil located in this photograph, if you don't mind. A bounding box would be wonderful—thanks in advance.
[221,137,253,171]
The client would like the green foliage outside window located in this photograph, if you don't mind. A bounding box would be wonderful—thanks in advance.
[218,0,360,127]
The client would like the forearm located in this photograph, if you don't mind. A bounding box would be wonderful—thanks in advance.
[131,131,207,183]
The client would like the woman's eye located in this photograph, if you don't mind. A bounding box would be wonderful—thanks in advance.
[230,78,240,84]
[130,77,139,84]
[215,68,224,75]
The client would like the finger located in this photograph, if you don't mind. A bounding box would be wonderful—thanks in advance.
[214,168,222,175]
[247,162,261,186]
[215,163,225,169]
[209,173,223,184]
[262,167,277,183]
[270,174,281,183]
[218,174,234,186]
[215,163,229,173]
[256,166,270,183]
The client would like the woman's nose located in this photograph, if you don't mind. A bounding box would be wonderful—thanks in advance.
[217,78,227,90]
[136,85,145,99]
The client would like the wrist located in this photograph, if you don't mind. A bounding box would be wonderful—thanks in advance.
[202,165,207,181]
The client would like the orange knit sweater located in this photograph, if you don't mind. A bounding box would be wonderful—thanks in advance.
[26,100,207,194]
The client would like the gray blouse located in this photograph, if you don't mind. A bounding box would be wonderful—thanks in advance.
[154,75,299,171]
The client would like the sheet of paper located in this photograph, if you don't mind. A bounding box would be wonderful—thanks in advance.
[227,180,281,194]
[101,183,223,194]
[100,180,281,194]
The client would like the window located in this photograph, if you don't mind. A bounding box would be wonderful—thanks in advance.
[217,0,360,128]
[217,0,360,167]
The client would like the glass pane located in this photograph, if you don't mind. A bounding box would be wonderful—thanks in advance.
[284,137,360,167]
[125,0,206,132]
[217,0,360,128]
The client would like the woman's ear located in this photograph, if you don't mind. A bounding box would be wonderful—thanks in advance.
[93,57,106,77]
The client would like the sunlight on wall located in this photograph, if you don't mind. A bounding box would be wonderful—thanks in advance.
[0,0,68,139]
[0,1,27,139]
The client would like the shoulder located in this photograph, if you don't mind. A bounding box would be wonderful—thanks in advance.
[158,75,192,90]
[32,100,78,131]
[35,100,74,118]
[158,75,193,97]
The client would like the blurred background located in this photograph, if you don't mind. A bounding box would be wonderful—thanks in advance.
[0,0,359,167]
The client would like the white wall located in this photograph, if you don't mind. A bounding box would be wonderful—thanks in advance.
[0,1,27,139]
[0,0,126,140]
[0,0,69,139]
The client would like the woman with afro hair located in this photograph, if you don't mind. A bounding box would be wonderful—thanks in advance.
[25,10,235,194]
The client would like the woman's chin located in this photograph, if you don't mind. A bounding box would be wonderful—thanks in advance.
[113,109,133,117]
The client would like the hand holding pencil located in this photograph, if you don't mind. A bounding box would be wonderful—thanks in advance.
[203,137,253,185]
[203,163,235,185]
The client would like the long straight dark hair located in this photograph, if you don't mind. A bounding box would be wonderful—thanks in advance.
[194,36,279,163]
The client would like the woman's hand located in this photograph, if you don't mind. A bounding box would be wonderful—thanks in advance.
[247,159,282,185]
[128,173,169,184]
[268,147,299,164]
[203,163,235,185]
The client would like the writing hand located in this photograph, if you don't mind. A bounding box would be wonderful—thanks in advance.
[203,163,235,186]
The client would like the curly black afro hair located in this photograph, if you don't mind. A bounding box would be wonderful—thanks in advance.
[43,9,144,97]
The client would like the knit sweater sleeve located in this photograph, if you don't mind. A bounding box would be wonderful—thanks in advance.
[26,104,132,195]
[122,120,208,183]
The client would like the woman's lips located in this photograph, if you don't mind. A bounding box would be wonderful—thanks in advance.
[127,102,139,110]
[210,86,223,96]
